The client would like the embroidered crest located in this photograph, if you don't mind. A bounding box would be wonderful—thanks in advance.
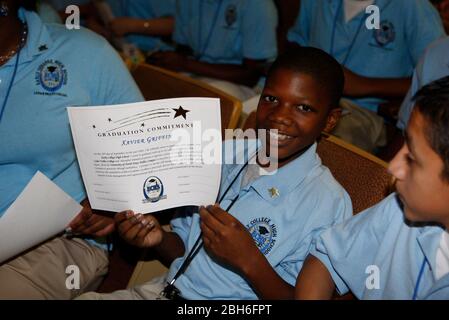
[247,217,277,255]
[374,20,396,47]
[35,60,67,92]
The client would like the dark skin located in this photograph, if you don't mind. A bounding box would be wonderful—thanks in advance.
[287,42,411,100]
[149,50,265,87]
[116,69,342,299]
[68,199,115,238]
[0,0,22,67]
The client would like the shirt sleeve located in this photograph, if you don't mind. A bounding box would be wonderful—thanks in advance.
[172,0,189,46]
[241,0,278,60]
[90,40,144,105]
[397,61,422,130]
[277,186,353,285]
[310,194,399,297]
[153,0,176,17]
[170,206,195,245]
[404,0,445,66]
[286,0,312,46]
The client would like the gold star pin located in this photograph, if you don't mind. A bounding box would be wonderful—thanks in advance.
[268,187,280,198]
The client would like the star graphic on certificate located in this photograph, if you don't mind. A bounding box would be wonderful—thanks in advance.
[173,106,190,120]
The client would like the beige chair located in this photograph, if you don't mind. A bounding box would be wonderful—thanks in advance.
[131,63,242,135]
[127,119,393,288]
[317,133,392,214]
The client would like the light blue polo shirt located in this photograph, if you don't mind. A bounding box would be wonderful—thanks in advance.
[0,9,143,217]
[107,0,175,52]
[46,0,91,11]
[167,140,352,300]
[287,0,445,113]
[398,37,449,130]
[311,193,449,300]
[173,0,278,65]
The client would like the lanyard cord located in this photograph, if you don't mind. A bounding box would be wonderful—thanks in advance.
[197,0,224,59]
[0,50,21,124]
[412,257,427,300]
[330,0,368,67]
[167,150,257,287]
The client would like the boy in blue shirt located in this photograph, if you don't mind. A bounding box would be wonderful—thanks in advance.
[286,0,445,152]
[78,46,353,300]
[149,0,278,103]
[295,76,449,300]
[0,0,143,299]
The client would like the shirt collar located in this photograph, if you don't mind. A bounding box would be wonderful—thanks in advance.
[417,226,446,281]
[226,143,320,204]
[329,0,392,23]
[16,8,53,64]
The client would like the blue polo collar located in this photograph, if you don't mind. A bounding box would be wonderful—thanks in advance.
[417,225,446,282]
[222,142,320,204]
[10,8,54,66]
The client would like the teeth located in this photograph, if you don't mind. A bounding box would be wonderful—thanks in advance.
[268,131,292,141]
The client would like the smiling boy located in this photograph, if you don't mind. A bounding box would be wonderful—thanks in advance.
[295,76,449,300]
[78,47,352,300]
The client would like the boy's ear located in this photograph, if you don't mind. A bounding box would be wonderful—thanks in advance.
[323,107,342,133]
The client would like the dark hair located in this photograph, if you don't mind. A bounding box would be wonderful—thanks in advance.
[266,46,345,110]
[413,75,449,182]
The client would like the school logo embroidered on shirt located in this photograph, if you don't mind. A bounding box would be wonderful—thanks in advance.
[35,60,67,92]
[143,176,167,203]
[246,217,277,255]
[373,20,396,47]
[225,4,237,27]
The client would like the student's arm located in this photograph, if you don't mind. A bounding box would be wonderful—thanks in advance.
[109,17,174,38]
[68,199,115,237]
[342,67,412,98]
[115,211,185,267]
[199,205,294,299]
[149,51,264,87]
[295,255,335,300]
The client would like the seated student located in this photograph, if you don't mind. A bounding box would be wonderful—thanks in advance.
[284,0,445,152]
[149,0,278,103]
[94,0,175,53]
[0,0,143,299]
[381,37,449,160]
[398,37,449,133]
[78,47,352,300]
[295,76,449,300]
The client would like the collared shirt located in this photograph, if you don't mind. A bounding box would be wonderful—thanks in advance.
[287,0,445,113]
[167,139,352,300]
[398,37,449,130]
[311,193,449,299]
[173,0,278,65]
[107,0,175,52]
[0,9,143,217]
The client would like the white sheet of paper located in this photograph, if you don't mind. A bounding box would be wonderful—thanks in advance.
[0,172,82,263]
[68,98,222,213]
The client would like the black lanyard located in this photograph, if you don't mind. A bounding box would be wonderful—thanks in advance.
[160,152,256,299]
